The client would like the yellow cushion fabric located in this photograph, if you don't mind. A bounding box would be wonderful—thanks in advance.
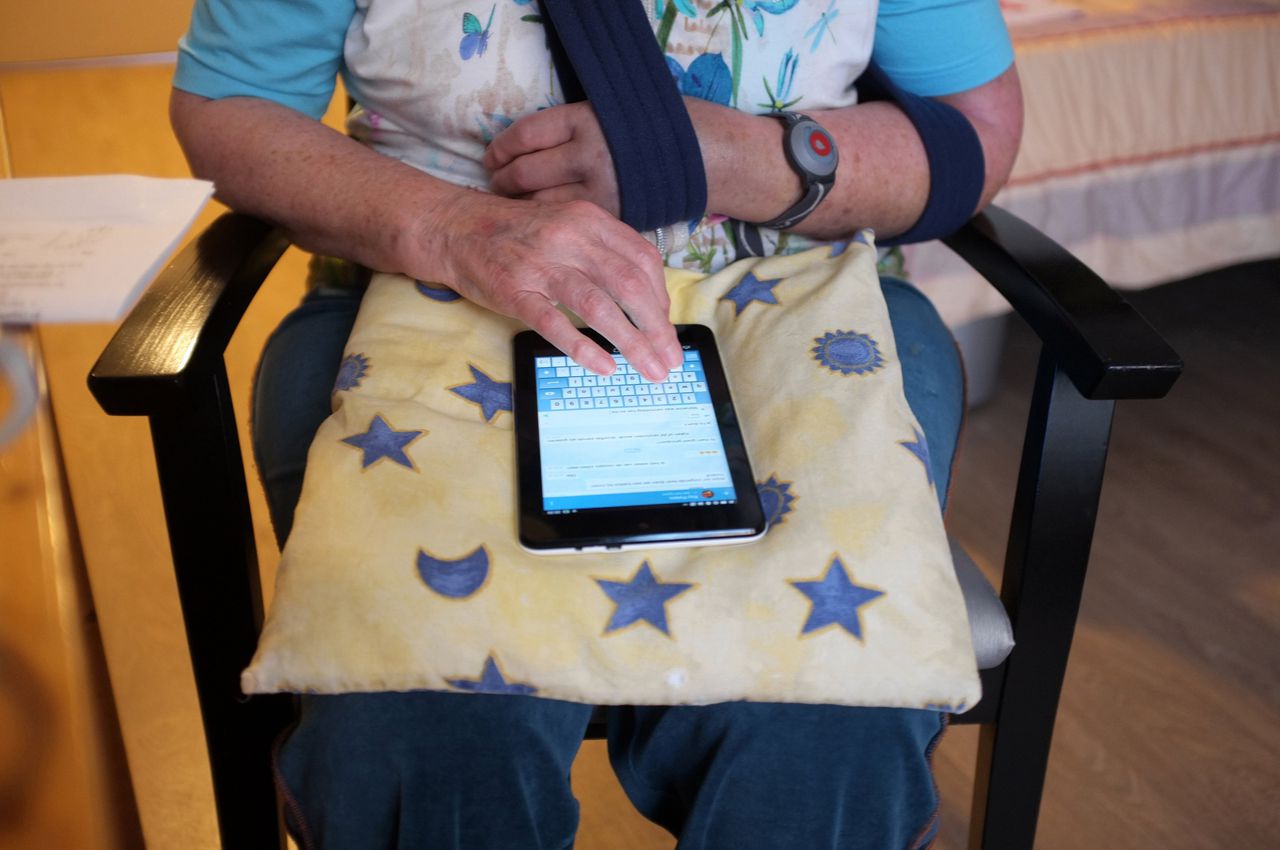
[243,236,980,711]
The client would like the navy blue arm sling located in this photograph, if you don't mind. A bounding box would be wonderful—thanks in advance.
[536,0,986,251]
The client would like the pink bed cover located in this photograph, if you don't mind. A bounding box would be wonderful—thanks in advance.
[904,0,1280,326]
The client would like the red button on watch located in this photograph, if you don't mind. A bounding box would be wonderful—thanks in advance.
[809,130,832,157]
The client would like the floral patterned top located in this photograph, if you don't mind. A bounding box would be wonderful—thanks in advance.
[176,0,1013,272]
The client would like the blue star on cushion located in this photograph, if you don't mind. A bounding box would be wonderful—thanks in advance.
[340,414,424,469]
[333,352,369,393]
[449,364,512,422]
[812,330,886,376]
[829,230,872,259]
[722,270,783,316]
[596,562,694,636]
[789,556,886,641]
[446,655,537,695]
[899,427,934,488]
[415,280,463,302]
[756,474,797,527]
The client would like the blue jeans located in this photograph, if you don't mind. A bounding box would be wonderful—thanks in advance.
[252,276,964,850]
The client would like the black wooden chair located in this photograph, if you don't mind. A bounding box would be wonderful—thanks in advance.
[88,205,1181,849]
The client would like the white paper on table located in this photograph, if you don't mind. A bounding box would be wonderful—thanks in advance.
[0,175,214,324]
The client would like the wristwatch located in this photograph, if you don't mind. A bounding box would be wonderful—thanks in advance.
[756,111,839,230]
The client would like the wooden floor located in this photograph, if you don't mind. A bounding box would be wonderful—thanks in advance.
[1,61,1276,849]
[933,260,1280,850]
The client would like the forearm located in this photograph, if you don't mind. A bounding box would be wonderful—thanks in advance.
[170,88,683,381]
[691,97,925,240]
[688,65,1023,241]
[169,89,462,279]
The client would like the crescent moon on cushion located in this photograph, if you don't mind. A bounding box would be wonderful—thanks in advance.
[416,546,491,599]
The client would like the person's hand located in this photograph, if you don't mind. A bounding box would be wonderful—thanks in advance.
[484,102,621,216]
[424,189,681,382]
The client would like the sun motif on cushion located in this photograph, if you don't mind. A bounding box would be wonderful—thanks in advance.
[756,474,796,528]
[811,330,885,376]
[333,352,369,393]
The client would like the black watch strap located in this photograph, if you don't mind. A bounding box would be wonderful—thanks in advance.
[757,180,833,231]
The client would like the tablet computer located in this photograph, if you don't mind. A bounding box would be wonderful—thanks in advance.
[513,325,766,554]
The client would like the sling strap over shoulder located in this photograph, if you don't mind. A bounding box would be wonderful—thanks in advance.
[538,0,708,234]
[538,1,985,250]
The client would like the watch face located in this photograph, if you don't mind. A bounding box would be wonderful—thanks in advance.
[788,119,839,179]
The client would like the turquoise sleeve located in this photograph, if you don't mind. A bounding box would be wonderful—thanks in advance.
[872,0,1015,97]
[173,0,357,119]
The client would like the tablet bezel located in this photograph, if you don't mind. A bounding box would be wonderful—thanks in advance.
[513,324,766,553]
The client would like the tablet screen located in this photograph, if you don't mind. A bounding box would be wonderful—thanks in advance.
[535,348,738,513]
[514,325,765,553]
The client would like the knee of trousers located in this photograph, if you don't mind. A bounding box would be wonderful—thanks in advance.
[609,703,944,845]
[280,691,593,785]
[616,702,941,781]
[276,693,593,849]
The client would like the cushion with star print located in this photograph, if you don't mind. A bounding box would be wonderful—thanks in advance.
[244,231,979,713]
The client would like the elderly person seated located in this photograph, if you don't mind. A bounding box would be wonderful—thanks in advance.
[170,0,1022,846]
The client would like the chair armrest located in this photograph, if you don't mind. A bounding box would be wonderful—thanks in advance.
[88,213,290,415]
[942,205,1183,400]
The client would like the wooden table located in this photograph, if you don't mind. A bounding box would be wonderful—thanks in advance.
[0,62,314,850]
